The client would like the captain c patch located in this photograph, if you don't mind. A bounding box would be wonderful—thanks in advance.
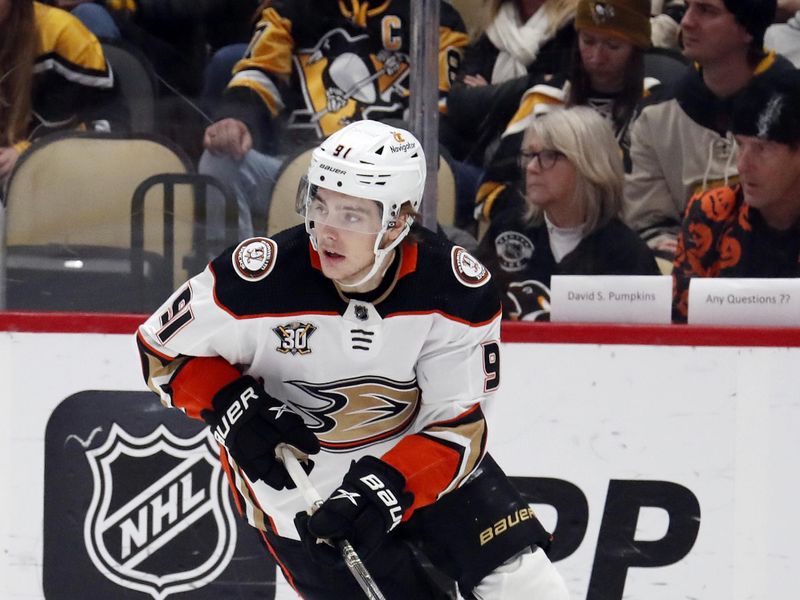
[232,237,277,282]
[451,246,491,288]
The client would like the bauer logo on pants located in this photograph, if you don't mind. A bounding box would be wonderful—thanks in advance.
[83,424,236,600]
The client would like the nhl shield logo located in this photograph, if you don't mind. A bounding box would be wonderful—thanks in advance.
[83,424,237,599]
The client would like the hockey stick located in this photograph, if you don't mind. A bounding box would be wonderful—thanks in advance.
[276,444,388,600]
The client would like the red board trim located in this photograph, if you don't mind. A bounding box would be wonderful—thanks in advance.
[1,312,799,347]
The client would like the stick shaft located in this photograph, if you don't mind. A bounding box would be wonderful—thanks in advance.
[277,445,388,600]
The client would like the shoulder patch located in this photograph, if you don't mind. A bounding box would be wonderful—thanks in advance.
[451,246,491,288]
[232,237,278,282]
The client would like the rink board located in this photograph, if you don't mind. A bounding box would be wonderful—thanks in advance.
[1,314,799,600]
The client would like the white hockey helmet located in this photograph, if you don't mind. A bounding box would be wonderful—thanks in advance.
[299,119,426,236]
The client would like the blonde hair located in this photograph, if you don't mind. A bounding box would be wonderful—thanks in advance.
[0,0,36,147]
[521,106,623,233]
[480,0,577,38]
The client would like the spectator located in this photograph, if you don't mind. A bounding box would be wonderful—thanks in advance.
[622,0,794,261]
[474,0,661,225]
[200,0,469,240]
[672,73,800,322]
[765,10,800,66]
[0,0,115,187]
[448,0,578,166]
[475,106,659,321]
[136,119,569,600]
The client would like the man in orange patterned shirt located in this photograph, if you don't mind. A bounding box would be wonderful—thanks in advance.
[672,72,800,322]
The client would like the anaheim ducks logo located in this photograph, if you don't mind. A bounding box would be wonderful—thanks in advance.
[232,237,277,282]
[451,246,491,288]
[286,376,420,450]
[392,131,405,143]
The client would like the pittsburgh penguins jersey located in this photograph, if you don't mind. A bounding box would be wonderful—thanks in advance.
[137,225,501,539]
[219,0,469,152]
[14,3,114,153]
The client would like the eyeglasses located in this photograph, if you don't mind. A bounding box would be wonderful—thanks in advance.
[518,149,565,171]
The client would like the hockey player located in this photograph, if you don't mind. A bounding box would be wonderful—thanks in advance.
[137,119,569,599]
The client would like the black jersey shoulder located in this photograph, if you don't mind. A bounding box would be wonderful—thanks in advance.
[209,225,343,316]
[381,227,502,324]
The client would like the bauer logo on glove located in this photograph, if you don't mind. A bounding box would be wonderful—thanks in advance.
[296,456,413,564]
[202,375,320,490]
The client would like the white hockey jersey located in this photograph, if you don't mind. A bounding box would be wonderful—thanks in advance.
[137,225,502,539]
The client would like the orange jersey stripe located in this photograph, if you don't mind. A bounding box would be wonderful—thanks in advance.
[169,356,241,419]
[382,433,461,516]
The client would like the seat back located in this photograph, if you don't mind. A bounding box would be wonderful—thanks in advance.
[101,41,158,133]
[1,132,196,310]
[131,172,238,287]
[436,153,457,227]
[266,148,314,236]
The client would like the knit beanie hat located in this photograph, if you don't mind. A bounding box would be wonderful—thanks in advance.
[575,0,652,48]
[732,72,800,146]
[721,0,777,49]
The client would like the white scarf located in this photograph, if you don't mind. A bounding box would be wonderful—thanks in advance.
[545,214,585,263]
[485,2,553,84]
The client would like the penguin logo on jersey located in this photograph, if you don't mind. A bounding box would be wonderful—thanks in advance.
[506,279,551,321]
[83,424,236,599]
[274,322,317,355]
[286,376,420,450]
[451,246,491,287]
[590,2,616,24]
[289,28,409,137]
[232,237,277,282]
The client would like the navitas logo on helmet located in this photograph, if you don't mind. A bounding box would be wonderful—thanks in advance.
[390,141,416,153]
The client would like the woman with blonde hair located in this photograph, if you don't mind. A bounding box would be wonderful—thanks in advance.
[0,0,114,185]
[475,106,658,320]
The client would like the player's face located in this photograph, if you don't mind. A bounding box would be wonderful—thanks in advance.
[310,188,394,287]
[521,134,579,223]
[735,135,800,229]
[578,30,635,94]
[681,0,751,65]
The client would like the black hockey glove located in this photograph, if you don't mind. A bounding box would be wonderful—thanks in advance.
[295,456,413,564]
[202,375,319,490]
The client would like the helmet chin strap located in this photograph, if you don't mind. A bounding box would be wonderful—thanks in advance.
[335,220,411,290]
[335,247,394,290]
